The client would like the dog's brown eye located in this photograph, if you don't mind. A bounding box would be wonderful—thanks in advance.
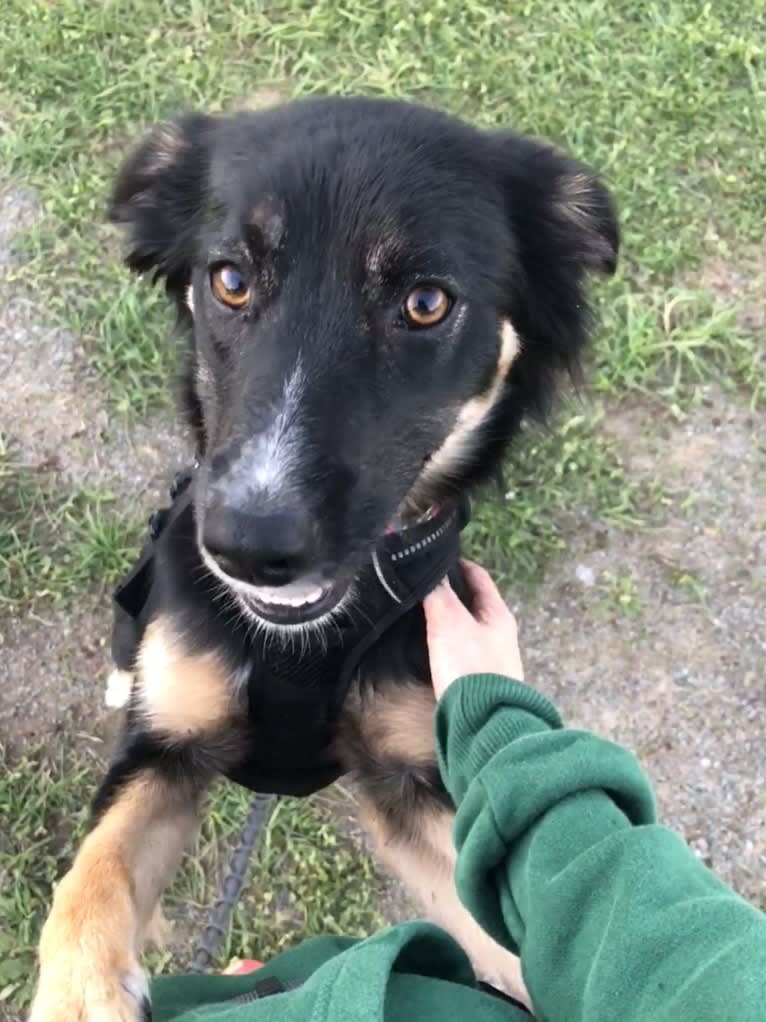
[403,286,451,328]
[211,264,251,308]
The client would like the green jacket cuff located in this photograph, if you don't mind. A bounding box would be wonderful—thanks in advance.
[435,674,563,803]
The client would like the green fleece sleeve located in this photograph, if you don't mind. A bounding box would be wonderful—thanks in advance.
[436,674,766,1022]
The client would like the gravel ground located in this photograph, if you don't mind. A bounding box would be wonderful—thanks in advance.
[520,394,765,907]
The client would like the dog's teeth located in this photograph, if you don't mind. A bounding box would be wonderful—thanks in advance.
[287,587,324,607]
[249,584,327,609]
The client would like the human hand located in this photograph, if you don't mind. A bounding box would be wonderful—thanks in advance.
[423,560,524,701]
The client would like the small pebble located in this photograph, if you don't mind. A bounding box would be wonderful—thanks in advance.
[575,564,595,587]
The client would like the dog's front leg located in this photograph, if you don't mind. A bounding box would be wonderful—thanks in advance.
[340,680,529,1007]
[29,763,201,1022]
[31,616,242,1022]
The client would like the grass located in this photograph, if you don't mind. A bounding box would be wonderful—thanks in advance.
[0,434,142,612]
[0,0,764,1013]
[597,570,643,620]
[595,289,766,407]
[0,747,93,1004]
[210,790,386,965]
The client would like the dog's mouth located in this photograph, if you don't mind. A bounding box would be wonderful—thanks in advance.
[207,504,439,629]
[234,577,349,627]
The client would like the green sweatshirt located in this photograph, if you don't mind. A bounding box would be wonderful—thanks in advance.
[151,675,766,1021]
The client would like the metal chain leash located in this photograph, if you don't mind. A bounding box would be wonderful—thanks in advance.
[188,793,276,974]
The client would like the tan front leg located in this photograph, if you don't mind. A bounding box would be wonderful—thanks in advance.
[32,614,233,1021]
[360,797,529,1008]
[32,615,244,1021]
[341,680,530,1008]
[30,772,198,1022]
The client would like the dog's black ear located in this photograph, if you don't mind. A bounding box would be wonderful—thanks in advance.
[494,134,619,401]
[109,113,215,295]
[500,136,619,276]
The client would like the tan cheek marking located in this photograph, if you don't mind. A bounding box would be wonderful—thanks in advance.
[424,319,521,479]
[138,618,233,737]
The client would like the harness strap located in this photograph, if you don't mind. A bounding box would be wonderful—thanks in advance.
[112,469,194,671]
[337,500,467,691]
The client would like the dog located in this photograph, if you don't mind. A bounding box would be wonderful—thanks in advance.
[30,96,617,1021]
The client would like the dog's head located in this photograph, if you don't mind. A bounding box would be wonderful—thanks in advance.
[111,97,617,628]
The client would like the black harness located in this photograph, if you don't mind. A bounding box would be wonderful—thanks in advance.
[111,470,470,797]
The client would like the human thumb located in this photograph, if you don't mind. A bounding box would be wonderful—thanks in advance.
[423,577,466,630]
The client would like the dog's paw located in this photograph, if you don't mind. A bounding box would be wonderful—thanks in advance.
[472,954,530,1012]
[29,960,150,1022]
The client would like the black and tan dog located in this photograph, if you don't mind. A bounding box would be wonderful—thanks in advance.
[31,97,617,1021]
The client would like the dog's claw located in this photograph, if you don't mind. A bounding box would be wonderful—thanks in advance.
[121,970,152,1016]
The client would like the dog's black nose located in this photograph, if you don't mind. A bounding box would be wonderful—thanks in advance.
[203,505,314,587]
